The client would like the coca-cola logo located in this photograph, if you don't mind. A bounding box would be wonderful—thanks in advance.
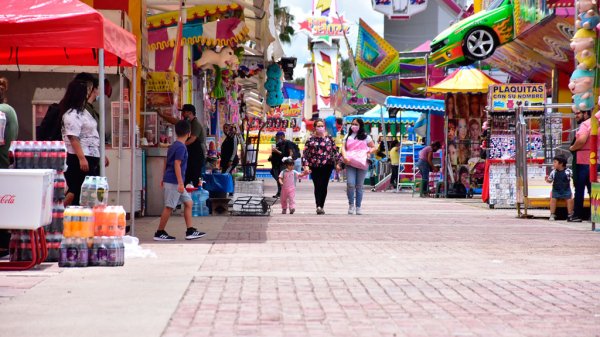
[0,194,15,204]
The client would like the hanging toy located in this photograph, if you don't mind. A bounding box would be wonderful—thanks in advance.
[211,65,225,100]
[576,0,600,29]
[195,46,240,70]
[569,69,595,111]
[264,63,284,107]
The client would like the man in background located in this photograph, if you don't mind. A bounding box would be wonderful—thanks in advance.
[569,110,592,222]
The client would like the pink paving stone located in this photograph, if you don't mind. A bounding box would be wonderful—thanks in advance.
[155,181,600,336]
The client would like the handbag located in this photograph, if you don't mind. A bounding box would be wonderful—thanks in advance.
[345,137,369,170]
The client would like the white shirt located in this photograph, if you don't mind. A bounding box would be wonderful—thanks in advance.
[62,108,100,157]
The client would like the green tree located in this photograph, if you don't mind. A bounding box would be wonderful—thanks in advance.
[274,0,295,45]
[340,58,352,85]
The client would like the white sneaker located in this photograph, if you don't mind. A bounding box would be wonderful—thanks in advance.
[549,214,556,221]
[355,207,363,215]
[348,205,355,214]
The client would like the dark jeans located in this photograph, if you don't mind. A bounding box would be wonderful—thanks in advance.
[185,155,205,187]
[391,165,399,187]
[417,159,431,195]
[574,164,591,218]
[310,165,334,208]
[271,166,282,195]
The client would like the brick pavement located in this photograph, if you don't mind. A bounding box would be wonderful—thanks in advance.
[160,180,600,337]
[1,179,600,337]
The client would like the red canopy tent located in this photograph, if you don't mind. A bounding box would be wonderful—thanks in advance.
[0,0,137,66]
[0,0,140,235]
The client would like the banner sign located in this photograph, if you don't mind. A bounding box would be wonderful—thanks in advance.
[298,0,350,45]
[488,84,546,111]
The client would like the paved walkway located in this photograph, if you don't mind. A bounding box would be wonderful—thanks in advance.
[1,180,600,337]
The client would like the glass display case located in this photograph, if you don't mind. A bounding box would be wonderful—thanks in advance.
[141,111,158,147]
[111,101,131,148]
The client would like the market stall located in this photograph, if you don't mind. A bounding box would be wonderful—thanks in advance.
[427,67,499,197]
[0,0,138,268]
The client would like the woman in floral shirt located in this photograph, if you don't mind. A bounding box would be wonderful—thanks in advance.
[302,118,341,214]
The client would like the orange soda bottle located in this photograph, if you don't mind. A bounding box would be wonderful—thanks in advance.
[93,205,106,237]
[117,206,126,236]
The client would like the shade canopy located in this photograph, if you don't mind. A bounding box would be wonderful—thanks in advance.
[427,67,500,94]
[344,105,421,124]
[385,96,445,115]
[0,0,137,67]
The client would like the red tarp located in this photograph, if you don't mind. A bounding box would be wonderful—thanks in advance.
[0,0,137,67]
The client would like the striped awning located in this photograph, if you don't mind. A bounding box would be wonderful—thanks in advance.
[384,96,445,113]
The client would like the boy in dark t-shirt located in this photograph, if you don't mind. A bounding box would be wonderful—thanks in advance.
[546,155,574,221]
[154,120,206,241]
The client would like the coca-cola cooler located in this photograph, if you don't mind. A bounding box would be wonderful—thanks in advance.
[0,169,54,229]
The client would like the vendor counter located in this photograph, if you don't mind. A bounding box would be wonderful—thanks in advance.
[146,147,168,216]
[105,147,143,215]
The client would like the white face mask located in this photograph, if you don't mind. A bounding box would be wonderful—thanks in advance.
[351,125,360,133]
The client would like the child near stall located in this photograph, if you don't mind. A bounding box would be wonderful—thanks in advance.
[279,157,307,214]
[368,153,378,192]
[389,141,400,189]
[545,155,574,221]
[154,120,206,241]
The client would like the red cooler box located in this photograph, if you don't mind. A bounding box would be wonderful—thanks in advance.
[0,169,54,229]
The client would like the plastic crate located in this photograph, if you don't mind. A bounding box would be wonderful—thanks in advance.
[229,196,277,216]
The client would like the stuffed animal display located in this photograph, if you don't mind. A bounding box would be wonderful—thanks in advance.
[571,0,598,112]
[195,46,240,70]
[264,64,284,107]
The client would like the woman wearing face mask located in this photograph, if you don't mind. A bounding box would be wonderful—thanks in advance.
[341,118,376,215]
[302,119,341,215]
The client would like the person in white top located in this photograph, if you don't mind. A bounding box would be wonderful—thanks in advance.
[341,118,376,215]
[61,79,101,206]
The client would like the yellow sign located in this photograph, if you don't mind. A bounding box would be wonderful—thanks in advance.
[489,84,546,111]
[147,72,179,93]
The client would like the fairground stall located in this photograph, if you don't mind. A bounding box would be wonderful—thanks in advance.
[0,0,138,269]
[427,67,499,198]
[142,2,283,215]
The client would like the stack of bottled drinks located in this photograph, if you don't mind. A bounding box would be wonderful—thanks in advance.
[79,176,109,207]
[58,206,126,267]
[90,206,126,267]
[10,140,67,171]
[8,141,67,262]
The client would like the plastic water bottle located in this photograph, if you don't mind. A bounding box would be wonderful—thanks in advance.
[117,236,125,266]
[76,238,88,267]
[59,238,78,267]
[98,236,109,266]
[89,237,100,266]
[107,236,118,267]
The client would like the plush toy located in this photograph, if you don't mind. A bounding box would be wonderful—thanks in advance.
[264,63,284,107]
[570,29,597,70]
[576,0,600,29]
[570,69,595,111]
[195,46,240,70]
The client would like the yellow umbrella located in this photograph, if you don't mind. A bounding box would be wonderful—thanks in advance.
[427,67,500,94]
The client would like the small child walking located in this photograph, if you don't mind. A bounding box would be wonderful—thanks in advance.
[154,120,206,241]
[279,157,306,214]
[545,155,574,221]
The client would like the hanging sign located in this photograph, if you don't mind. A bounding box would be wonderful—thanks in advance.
[298,0,350,45]
[488,84,546,111]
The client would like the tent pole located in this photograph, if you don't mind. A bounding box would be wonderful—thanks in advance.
[117,73,124,206]
[99,49,106,177]
[130,66,137,237]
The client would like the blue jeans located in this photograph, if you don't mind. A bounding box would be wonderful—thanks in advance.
[346,166,367,207]
[574,164,591,218]
[417,159,431,195]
